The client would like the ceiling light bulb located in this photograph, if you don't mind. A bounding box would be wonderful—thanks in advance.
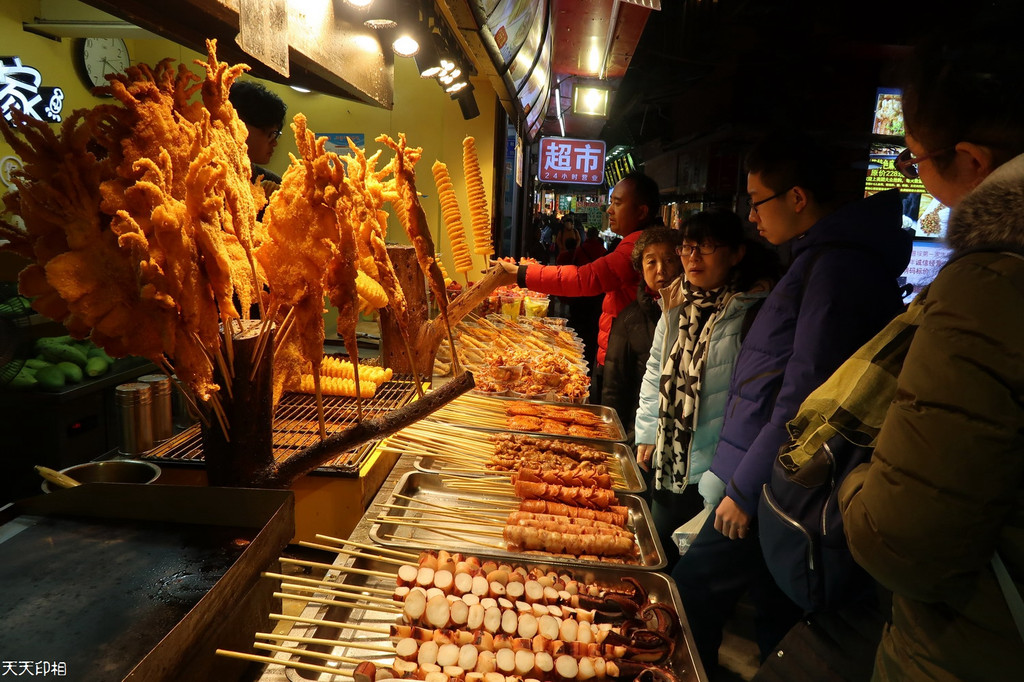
[445,81,468,94]
[440,59,455,72]
[439,72,455,85]
[393,34,419,57]
[345,0,374,7]
[290,85,311,93]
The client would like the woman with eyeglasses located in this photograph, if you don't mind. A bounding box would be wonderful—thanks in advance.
[838,9,1024,680]
[633,211,779,570]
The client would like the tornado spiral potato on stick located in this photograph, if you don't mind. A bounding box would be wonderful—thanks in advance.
[462,136,494,256]
[432,160,475,274]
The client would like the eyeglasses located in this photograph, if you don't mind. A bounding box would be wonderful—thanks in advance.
[748,186,793,215]
[894,146,951,180]
[266,128,283,141]
[677,243,721,257]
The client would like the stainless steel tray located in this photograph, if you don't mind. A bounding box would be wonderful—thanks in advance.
[428,394,627,442]
[277,551,707,682]
[370,471,665,571]
[413,435,646,494]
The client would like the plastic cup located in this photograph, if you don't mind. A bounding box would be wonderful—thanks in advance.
[500,295,521,320]
[524,296,550,317]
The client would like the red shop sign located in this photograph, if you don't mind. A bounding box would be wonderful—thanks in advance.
[539,137,606,185]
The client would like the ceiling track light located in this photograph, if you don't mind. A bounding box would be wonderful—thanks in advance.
[393,33,419,57]
[414,31,442,77]
[363,0,397,29]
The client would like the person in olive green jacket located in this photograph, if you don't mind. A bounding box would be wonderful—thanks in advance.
[839,11,1024,680]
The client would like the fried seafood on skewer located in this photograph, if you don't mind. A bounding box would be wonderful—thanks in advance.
[1,40,260,408]
[257,115,341,406]
[378,133,461,376]
[342,139,424,395]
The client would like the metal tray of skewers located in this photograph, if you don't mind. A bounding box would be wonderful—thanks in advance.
[269,546,706,682]
[369,472,666,571]
[403,424,646,494]
[426,394,627,443]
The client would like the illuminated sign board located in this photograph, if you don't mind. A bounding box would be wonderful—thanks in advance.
[1,57,64,125]
[538,137,605,184]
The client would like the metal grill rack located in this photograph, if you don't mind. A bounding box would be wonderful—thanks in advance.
[143,372,418,476]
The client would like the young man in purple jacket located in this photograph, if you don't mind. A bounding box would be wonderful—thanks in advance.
[671,133,912,674]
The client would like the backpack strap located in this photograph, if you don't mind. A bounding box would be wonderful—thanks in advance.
[993,552,1024,642]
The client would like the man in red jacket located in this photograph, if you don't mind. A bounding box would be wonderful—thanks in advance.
[496,172,660,376]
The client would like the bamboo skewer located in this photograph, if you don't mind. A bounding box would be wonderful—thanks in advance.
[261,572,394,597]
[458,495,517,508]
[378,511,506,529]
[252,642,364,666]
[375,517,504,538]
[222,321,234,376]
[380,525,506,550]
[296,541,409,566]
[312,535,418,560]
[270,613,389,636]
[312,368,327,439]
[215,649,353,679]
[279,582,401,607]
[273,591,404,614]
[379,503,505,525]
[280,557,396,579]
[382,531,505,552]
[255,632,396,656]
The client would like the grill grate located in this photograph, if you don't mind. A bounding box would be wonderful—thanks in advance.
[143,371,419,476]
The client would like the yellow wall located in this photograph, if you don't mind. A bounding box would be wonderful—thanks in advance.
[1,0,497,291]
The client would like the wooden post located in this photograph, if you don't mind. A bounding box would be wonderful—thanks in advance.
[377,245,432,375]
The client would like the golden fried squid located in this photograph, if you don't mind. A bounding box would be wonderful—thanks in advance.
[377,133,460,374]
[0,40,262,404]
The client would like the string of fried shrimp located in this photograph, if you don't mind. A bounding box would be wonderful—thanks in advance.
[462,136,493,256]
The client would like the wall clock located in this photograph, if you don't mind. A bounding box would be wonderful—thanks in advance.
[77,38,131,92]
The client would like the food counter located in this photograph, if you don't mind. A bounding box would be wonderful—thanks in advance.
[252,443,708,682]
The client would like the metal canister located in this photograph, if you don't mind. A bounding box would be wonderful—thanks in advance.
[115,382,153,455]
[137,374,173,443]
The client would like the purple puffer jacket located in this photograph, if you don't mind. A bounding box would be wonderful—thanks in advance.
[712,188,912,515]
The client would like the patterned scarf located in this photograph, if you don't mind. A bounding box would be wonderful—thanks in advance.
[654,282,731,492]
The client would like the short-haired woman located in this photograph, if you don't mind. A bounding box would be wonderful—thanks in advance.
[634,211,779,569]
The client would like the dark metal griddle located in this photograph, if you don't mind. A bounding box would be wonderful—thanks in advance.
[0,484,294,682]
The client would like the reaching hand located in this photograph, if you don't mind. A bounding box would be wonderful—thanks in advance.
[636,443,654,471]
[714,496,751,540]
[490,258,519,286]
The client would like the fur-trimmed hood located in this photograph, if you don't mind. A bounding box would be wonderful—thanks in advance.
[948,152,1024,252]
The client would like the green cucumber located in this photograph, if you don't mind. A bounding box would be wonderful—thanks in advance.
[41,344,88,367]
[57,361,83,383]
[35,365,66,389]
[9,369,38,389]
[87,347,115,364]
[84,356,109,377]
[24,358,52,370]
